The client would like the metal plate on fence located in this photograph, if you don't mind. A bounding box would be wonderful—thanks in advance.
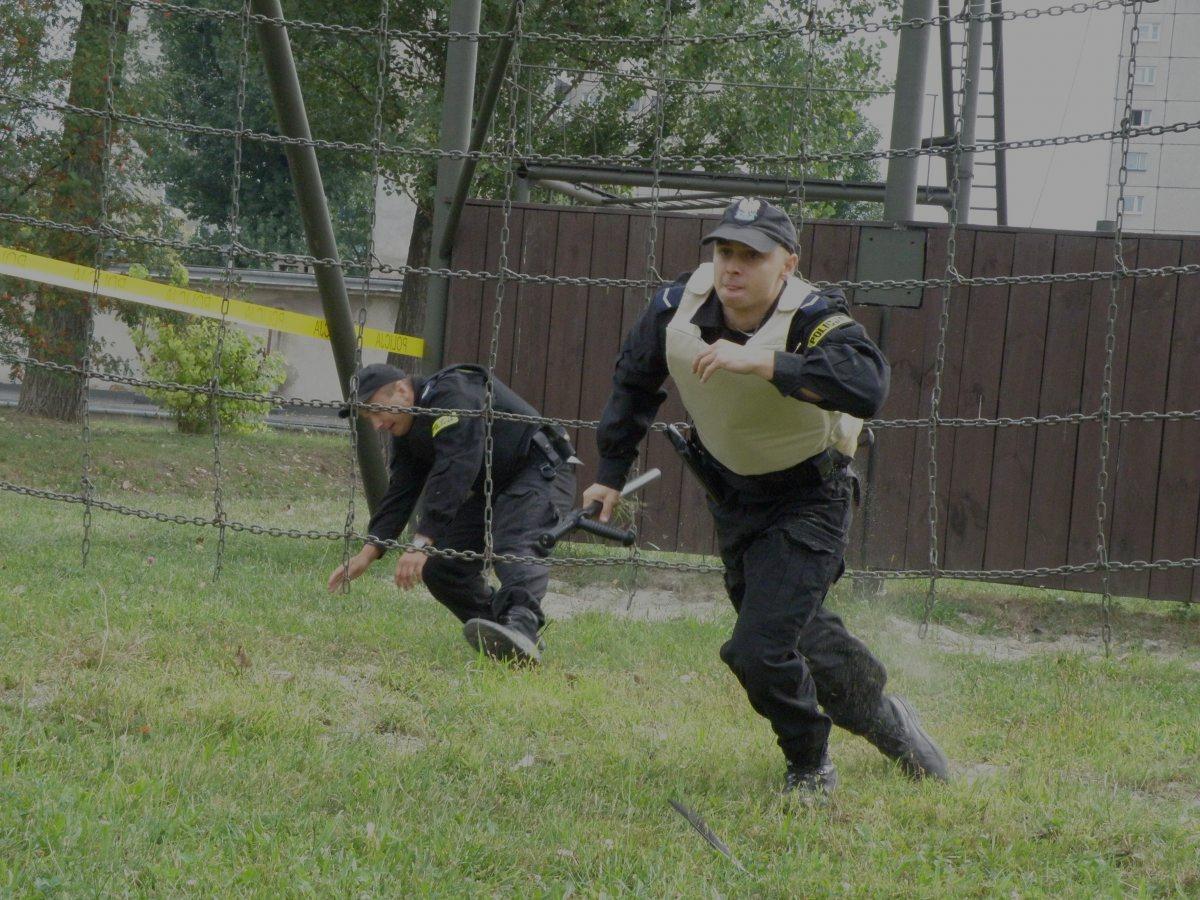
[854,226,926,308]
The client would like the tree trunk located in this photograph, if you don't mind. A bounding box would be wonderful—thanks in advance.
[17,0,131,421]
[386,191,433,373]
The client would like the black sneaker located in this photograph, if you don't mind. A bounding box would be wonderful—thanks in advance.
[784,756,838,799]
[462,606,542,664]
[881,695,950,782]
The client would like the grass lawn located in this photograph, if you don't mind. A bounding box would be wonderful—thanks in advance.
[2,414,1199,896]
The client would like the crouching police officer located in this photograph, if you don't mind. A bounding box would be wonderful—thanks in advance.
[328,363,576,664]
[582,198,949,796]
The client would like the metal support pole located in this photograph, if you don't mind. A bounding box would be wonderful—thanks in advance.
[883,0,933,221]
[521,164,954,207]
[438,0,520,262]
[990,0,1009,226]
[532,179,606,204]
[423,0,482,373]
[938,0,955,186]
[955,0,986,222]
[250,0,387,510]
[513,173,531,203]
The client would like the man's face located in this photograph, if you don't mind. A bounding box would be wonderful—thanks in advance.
[362,379,415,437]
[712,239,798,314]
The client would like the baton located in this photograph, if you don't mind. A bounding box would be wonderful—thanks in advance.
[537,468,661,550]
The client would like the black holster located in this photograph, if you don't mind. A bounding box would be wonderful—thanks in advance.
[530,426,576,480]
[665,425,728,504]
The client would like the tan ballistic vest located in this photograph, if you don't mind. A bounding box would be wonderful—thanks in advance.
[664,264,862,476]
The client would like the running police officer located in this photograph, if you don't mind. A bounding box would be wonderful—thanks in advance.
[328,363,576,664]
[582,198,949,796]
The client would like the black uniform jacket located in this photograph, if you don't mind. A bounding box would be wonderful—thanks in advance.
[366,366,544,548]
[595,272,891,491]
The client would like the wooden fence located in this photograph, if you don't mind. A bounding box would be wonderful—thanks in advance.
[445,199,1200,602]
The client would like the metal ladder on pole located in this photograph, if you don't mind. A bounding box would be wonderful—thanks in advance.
[929,0,1009,225]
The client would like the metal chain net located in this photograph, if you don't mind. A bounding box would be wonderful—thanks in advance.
[3,0,1196,637]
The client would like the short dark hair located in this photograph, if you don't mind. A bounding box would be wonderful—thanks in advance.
[337,363,408,418]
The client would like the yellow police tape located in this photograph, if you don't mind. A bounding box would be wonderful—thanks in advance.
[0,244,424,358]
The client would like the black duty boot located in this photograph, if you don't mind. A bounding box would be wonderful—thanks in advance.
[783,752,838,800]
[462,606,542,664]
[870,695,950,781]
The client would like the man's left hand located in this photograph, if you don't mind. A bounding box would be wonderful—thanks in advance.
[394,549,428,589]
[692,340,774,383]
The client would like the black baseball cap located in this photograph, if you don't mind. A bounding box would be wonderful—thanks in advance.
[337,363,408,417]
[701,197,798,254]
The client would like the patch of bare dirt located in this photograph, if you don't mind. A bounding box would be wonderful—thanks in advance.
[886,615,1200,668]
[541,580,727,622]
[0,681,57,710]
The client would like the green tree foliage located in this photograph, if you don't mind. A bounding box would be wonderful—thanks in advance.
[132,317,288,434]
[3,0,894,419]
[134,0,894,366]
[1,0,184,420]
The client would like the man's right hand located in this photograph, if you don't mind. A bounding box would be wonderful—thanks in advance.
[581,483,621,524]
[327,545,381,593]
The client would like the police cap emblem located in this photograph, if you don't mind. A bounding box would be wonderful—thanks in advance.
[733,198,761,222]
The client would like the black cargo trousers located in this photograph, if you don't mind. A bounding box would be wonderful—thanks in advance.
[712,463,893,769]
[420,459,576,629]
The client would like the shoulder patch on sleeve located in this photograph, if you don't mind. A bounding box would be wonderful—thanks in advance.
[806,313,855,349]
[431,414,459,437]
[655,282,685,311]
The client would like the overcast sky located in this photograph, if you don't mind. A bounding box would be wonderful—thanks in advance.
[863,3,1124,231]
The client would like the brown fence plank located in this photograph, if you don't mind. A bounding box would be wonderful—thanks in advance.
[475,205,526,371]
[1150,243,1200,601]
[808,223,853,284]
[664,215,717,556]
[863,226,943,571]
[508,208,559,409]
[543,211,594,444]
[621,213,662,540]
[983,231,1055,573]
[944,229,1015,571]
[576,214,632,485]
[845,226,881,570]
[1108,238,1180,597]
[641,214,701,552]
[1063,237,1139,593]
[905,228,976,572]
[445,203,489,364]
[1023,234,1096,585]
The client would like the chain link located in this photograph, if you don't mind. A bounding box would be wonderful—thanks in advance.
[79,0,126,568]
[339,0,392,594]
[624,0,675,611]
[1094,4,1143,654]
[480,0,527,571]
[205,0,253,579]
[921,0,975,635]
[9,197,1200,297]
[112,0,1147,47]
[9,196,1200,298]
[8,348,1200,432]
[7,477,1196,582]
[8,86,1197,173]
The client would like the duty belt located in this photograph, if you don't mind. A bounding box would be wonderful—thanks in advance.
[688,437,852,501]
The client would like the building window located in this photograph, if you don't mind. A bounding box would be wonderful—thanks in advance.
[1126,151,1149,172]
[1123,195,1145,215]
[1130,109,1150,127]
[1141,23,1161,42]
[1134,66,1157,86]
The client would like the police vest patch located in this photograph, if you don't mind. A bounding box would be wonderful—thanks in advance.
[431,414,459,437]
[806,314,854,348]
